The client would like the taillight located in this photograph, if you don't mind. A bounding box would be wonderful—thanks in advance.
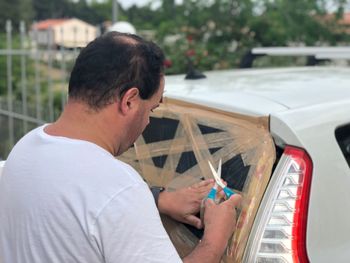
[243,146,312,263]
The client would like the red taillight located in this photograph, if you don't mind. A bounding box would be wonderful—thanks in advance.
[243,146,313,263]
[285,147,312,263]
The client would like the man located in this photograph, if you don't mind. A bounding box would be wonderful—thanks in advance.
[0,32,241,262]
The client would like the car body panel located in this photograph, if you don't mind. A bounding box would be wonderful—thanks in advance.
[270,100,350,262]
[0,161,5,179]
[163,90,287,117]
[165,67,350,117]
[165,66,350,262]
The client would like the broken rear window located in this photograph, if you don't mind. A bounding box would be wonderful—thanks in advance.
[119,98,276,263]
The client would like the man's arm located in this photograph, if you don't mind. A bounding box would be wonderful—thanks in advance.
[183,196,241,263]
[156,180,242,263]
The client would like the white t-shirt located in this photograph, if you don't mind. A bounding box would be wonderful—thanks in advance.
[0,125,182,263]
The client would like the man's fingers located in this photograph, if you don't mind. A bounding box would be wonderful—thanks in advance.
[189,179,215,197]
[227,194,242,208]
[185,215,203,229]
[204,198,215,209]
[192,179,214,189]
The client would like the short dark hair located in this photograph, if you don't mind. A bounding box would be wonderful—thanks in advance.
[68,32,165,110]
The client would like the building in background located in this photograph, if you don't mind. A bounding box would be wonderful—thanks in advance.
[31,18,97,49]
[339,12,350,33]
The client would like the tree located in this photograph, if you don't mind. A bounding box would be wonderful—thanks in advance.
[32,0,72,20]
[0,0,34,29]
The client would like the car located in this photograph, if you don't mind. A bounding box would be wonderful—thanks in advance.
[1,66,349,263]
[118,66,350,263]
[0,161,4,179]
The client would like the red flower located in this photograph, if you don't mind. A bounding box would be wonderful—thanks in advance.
[186,49,196,57]
[186,35,193,43]
[164,59,172,68]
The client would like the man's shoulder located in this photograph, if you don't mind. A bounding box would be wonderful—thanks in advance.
[88,154,142,183]
[68,150,146,199]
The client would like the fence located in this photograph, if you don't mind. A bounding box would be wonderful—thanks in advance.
[0,20,99,160]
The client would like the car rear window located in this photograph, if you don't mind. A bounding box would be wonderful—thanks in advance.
[119,98,276,262]
[335,123,350,167]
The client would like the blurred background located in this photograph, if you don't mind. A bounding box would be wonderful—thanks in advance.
[0,0,350,159]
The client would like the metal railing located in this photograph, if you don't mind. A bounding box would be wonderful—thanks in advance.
[0,20,98,159]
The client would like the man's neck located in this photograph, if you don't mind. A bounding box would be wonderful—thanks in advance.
[44,101,120,155]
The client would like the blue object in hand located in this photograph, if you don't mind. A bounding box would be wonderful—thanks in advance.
[207,186,217,200]
[208,159,235,200]
[223,187,235,199]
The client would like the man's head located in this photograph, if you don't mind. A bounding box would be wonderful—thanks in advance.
[66,32,165,155]
[68,31,165,111]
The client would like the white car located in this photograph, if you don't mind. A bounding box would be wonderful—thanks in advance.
[119,66,350,263]
[0,161,5,179]
[1,66,349,262]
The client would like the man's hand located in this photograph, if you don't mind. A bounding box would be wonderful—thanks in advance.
[157,179,215,229]
[202,195,242,253]
[183,194,242,263]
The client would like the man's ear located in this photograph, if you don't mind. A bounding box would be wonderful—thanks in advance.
[119,87,140,115]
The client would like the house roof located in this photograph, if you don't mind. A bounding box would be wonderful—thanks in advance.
[32,19,69,30]
[323,12,350,25]
[340,12,350,25]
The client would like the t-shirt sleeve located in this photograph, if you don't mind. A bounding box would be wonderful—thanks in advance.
[91,182,182,263]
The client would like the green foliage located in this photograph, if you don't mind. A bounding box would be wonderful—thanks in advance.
[0,0,33,29]
[0,33,34,97]
[33,0,71,20]
[151,0,350,73]
[0,0,350,75]
[1,0,350,159]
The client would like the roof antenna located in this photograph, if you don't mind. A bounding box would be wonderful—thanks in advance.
[185,57,206,80]
[240,49,265,68]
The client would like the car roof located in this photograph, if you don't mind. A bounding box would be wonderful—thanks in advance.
[164,66,350,116]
